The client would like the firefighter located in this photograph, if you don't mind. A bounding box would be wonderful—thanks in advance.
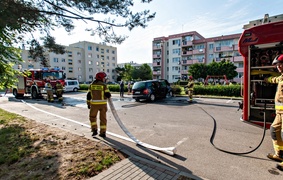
[45,82,54,102]
[86,72,111,138]
[264,54,283,171]
[55,81,64,102]
[186,76,194,103]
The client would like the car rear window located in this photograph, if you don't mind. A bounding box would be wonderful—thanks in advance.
[133,82,146,89]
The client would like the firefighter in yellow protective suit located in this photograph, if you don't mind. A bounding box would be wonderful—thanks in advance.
[186,76,194,103]
[86,72,111,138]
[45,82,54,102]
[265,54,283,171]
[55,81,64,102]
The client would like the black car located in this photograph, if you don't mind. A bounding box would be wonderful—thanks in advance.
[132,79,173,102]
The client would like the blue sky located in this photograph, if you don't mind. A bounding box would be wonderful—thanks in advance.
[52,0,283,64]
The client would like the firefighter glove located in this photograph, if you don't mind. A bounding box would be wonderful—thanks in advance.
[105,92,111,98]
[88,105,90,109]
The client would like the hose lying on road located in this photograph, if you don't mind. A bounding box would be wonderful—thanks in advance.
[108,98,177,156]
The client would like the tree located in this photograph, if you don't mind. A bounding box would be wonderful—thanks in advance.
[188,63,207,80]
[132,64,152,80]
[0,0,156,88]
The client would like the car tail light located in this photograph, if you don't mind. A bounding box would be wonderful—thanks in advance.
[143,89,149,95]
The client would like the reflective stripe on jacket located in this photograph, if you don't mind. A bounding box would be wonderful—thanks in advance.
[87,81,110,105]
[267,75,283,113]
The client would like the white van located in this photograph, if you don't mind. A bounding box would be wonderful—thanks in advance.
[64,80,80,92]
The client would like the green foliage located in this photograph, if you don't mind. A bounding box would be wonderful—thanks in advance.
[1,0,156,89]
[132,64,152,80]
[188,59,238,80]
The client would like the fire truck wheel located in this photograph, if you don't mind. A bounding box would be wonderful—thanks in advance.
[13,89,22,99]
[31,88,38,99]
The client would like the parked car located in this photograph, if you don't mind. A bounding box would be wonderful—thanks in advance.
[132,79,173,102]
[64,80,80,92]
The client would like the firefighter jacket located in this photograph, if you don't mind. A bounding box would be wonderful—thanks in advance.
[45,82,52,91]
[56,83,63,92]
[267,75,283,113]
[86,80,111,106]
[187,80,194,91]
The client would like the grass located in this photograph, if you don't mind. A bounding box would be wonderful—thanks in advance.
[0,108,126,180]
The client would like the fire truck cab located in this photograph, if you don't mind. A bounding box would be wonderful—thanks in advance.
[12,67,66,99]
[238,14,283,128]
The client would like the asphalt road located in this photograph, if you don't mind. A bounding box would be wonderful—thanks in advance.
[0,92,282,180]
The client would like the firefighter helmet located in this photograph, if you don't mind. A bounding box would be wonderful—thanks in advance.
[189,76,193,80]
[95,72,107,81]
[272,54,283,65]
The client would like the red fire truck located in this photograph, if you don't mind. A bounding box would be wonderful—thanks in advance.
[238,14,283,128]
[12,67,66,99]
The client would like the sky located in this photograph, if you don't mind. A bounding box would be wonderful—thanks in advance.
[51,0,283,64]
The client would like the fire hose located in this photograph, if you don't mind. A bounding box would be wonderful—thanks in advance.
[197,102,267,155]
[108,98,177,156]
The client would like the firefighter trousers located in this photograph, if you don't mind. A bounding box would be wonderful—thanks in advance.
[89,104,107,135]
[56,90,63,101]
[271,113,283,157]
[188,90,193,102]
[46,90,54,102]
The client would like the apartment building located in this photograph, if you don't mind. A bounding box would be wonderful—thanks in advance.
[17,41,118,83]
[152,31,243,83]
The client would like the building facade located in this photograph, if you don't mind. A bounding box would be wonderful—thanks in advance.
[152,32,243,83]
[17,41,118,83]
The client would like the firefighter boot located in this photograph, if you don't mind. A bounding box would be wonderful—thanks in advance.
[99,133,106,138]
[276,162,283,171]
[267,153,283,162]
[92,130,98,137]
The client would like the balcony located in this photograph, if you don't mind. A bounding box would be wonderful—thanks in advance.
[153,62,161,67]
[153,54,161,58]
[182,41,193,46]
[233,56,243,62]
[193,49,205,54]
[153,71,161,75]
[153,45,161,50]
[181,51,193,56]
[181,59,199,65]
[214,46,233,52]
[181,70,188,74]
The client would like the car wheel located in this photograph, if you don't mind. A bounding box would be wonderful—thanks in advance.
[149,94,156,101]
[73,87,78,92]
[135,98,140,102]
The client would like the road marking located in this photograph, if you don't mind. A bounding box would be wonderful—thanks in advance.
[22,99,177,156]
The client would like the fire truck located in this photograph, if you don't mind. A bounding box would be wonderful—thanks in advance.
[12,67,66,99]
[238,14,283,128]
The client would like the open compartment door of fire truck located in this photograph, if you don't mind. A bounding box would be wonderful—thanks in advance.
[238,14,283,128]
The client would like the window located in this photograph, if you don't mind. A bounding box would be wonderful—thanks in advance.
[101,48,104,54]
[107,62,109,66]
[97,55,99,58]
[78,67,81,71]
[172,39,180,46]
[96,47,99,51]
[112,57,115,61]
[101,55,105,60]
[112,63,115,66]
[78,75,82,79]
[62,67,66,70]
[61,58,65,62]
[67,51,72,57]
[107,56,109,60]
[112,50,115,54]
[77,52,81,56]
[172,57,180,63]
[89,68,93,72]
[89,60,92,65]
[88,53,92,58]
[53,58,59,63]
[106,49,109,53]
[96,62,100,66]
[238,62,244,68]
[68,67,73,73]
[209,44,214,50]
[78,60,81,64]
[68,59,72,65]
[88,46,92,50]
[172,48,180,55]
